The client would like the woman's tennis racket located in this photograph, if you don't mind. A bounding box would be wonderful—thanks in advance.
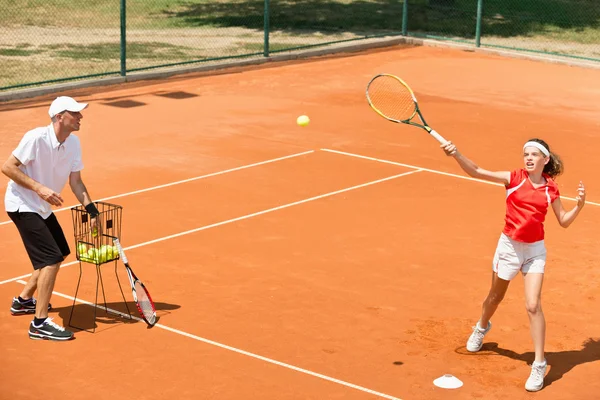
[113,238,157,327]
[366,73,447,144]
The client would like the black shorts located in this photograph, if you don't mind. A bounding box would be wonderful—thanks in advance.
[8,211,70,270]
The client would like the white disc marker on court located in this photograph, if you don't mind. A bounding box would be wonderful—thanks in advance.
[433,374,463,389]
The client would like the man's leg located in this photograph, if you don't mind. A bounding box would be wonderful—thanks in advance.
[29,260,73,341]
[8,212,64,314]
[18,269,40,300]
[34,263,61,319]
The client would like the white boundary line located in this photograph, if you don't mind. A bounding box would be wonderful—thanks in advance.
[0,150,315,226]
[13,280,401,400]
[0,169,421,286]
[123,169,422,251]
[321,148,600,207]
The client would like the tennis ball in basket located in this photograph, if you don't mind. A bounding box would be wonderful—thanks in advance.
[98,245,108,263]
[105,246,114,260]
[112,245,119,258]
[77,243,87,255]
[296,115,310,127]
[88,248,98,261]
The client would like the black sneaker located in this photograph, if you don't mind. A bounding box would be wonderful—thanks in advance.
[10,297,52,315]
[29,318,74,341]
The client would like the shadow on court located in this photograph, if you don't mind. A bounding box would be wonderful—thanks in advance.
[51,301,181,332]
[455,339,600,389]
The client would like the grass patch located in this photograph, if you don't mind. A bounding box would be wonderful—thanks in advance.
[0,57,120,89]
[238,41,315,53]
[408,0,600,42]
[0,40,210,89]
[3,0,598,41]
[161,0,404,33]
[0,48,41,56]
[2,0,405,32]
[1,0,599,90]
[49,42,202,61]
[0,41,204,61]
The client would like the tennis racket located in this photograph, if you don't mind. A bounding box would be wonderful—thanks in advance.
[113,238,157,327]
[366,74,447,144]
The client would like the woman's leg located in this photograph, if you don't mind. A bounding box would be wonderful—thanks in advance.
[480,272,511,328]
[523,272,545,363]
[467,272,511,352]
[523,271,547,391]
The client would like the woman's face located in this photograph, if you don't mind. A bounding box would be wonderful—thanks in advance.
[523,146,549,174]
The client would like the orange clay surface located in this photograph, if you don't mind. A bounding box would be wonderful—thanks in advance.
[0,45,600,400]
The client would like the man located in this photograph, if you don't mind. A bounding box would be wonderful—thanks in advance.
[3,96,99,341]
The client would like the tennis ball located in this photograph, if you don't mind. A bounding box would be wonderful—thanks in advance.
[98,245,108,263]
[112,245,119,258]
[77,243,87,255]
[106,246,114,260]
[88,248,98,261]
[296,115,310,127]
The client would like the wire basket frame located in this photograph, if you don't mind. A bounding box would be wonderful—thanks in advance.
[71,201,123,265]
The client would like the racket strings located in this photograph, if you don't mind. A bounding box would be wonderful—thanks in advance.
[134,281,156,324]
[367,76,416,121]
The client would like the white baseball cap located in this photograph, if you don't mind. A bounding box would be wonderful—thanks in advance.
[48,96,88,118]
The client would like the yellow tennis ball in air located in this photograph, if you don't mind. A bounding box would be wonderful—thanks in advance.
[296,115,310,127]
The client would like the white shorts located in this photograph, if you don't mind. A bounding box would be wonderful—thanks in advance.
[492,233,546,281]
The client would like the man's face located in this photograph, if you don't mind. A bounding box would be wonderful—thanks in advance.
[58,110,83,131]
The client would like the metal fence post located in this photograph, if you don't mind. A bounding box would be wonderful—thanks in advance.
[402,0,408,36]
[475,0,483,47]
[264,0,270,57]
[120,0,126,76]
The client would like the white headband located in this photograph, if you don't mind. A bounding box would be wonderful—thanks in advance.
[523,141,549,157]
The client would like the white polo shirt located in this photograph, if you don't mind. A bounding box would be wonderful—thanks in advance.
[4,124,83,219]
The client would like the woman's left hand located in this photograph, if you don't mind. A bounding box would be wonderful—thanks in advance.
[576,181,586,207]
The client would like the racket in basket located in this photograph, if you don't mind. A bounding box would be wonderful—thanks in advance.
[366,74,447,144]
[113,238,157,327]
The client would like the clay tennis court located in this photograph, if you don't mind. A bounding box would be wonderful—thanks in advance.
[1,45,599,400]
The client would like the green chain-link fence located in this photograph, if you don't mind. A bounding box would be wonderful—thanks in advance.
[1,0,599,92]
[407,0,600,60]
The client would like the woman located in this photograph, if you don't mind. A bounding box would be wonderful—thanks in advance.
[441,138,586,392]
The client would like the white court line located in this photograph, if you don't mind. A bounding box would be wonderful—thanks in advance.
[0,150,315,226]
[124,169,421,251]
[15,285,403,400]
[321,148,600,207]
[0,169,422,286]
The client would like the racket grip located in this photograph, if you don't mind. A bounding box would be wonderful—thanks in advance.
[113,238,129,264]
[429,129,447,144]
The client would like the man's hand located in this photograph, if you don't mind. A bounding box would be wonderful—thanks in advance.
[37,186,63,206]
[91,216,101,237]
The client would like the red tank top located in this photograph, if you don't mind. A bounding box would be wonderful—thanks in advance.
[502,169,560,243]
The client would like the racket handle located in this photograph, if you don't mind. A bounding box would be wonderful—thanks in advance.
[113,238,129,264]
[429,129,447,144]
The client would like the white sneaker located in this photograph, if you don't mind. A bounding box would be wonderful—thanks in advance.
[525,359,547,392]
[466,321,492,352]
